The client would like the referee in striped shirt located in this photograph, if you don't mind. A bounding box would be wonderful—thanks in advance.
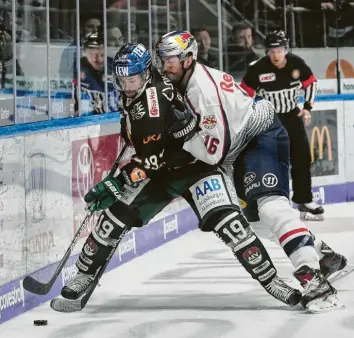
[240,30,323,221]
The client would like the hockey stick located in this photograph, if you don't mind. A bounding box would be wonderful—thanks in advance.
[23,143,128,295]
[50,228,129,313]
[23,208,94,295]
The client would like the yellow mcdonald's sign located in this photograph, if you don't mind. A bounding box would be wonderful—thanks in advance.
[310,126,332,163]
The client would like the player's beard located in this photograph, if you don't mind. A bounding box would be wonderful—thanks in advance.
[124,90,137,98]
[165,71,183,85]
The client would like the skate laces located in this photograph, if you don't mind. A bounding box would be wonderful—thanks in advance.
[68,272,93,292]
[265,277,293,301]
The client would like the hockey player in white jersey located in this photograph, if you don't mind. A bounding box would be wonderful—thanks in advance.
[156,31,348,313]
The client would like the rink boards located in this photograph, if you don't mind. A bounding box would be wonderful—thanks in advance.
[0,96,354,323]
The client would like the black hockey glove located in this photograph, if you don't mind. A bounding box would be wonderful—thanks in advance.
[168,107,199,143]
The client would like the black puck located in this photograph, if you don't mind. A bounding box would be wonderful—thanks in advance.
[34,320,48,326]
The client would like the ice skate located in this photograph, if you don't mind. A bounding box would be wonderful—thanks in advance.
[61,271,94,300]
[294,264,344,313]
[319,241,354,283]
[298,202,324,221]
[264,276,302,306]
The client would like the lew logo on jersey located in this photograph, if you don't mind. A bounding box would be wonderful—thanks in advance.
[146,87,160,117]
[259,73,276,82]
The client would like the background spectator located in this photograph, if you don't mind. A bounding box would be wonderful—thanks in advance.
[74,29,119,115]
[191,27,218,68]
[321,0,354,47]
[226,22,261,77]
[59,13,102,79]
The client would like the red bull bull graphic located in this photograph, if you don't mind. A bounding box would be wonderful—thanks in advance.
[174,32,193,49]
[202,115,217,130]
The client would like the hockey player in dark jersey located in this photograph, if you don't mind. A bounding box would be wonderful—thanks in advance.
[60,42,303,308]
[240,30,322,221]
[73,29,119,115]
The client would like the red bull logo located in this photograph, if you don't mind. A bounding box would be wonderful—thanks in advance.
[202,115,217,129]
[174,32,193,49]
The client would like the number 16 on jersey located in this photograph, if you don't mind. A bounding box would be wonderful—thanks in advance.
[204,136,219,155]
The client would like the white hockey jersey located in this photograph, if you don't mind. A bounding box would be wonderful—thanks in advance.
[182,63,275,166]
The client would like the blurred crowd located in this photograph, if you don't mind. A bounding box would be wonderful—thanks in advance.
[232,0,354,48]
[0,0,353,124]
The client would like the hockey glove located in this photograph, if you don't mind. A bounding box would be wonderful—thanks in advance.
[84,176,123,211]
[168,107,199,142]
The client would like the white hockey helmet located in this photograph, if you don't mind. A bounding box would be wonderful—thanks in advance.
[156,31,198,62]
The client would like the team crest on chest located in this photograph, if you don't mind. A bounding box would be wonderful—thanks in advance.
[202,115,217,129]
[130,101,145,120]
[292,69,300,80]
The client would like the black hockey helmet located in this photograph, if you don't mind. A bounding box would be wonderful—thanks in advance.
[265,30,289,51]
[84,27,104,49]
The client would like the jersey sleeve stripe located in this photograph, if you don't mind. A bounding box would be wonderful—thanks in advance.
[301,74,317,89]
[304,82,317,103]
[200,65,231,163]
[240,80,256,97]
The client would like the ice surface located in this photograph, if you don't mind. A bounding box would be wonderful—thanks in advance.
[0,203,353,338]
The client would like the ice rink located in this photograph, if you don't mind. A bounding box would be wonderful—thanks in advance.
[0,202,353,338]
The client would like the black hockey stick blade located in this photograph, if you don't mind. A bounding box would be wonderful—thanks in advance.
[23,276,53,296]
[50,280,96,313]
[50,228,129,312]
[23,209,93,295]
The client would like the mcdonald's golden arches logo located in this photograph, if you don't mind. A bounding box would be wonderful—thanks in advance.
[310,126,332,163]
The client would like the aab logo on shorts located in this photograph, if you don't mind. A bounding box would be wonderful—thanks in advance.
[243,247,263,265]
[262,173,278,188]
[195,178,222,199]
[190,175,231,218]
[244,172,256,187]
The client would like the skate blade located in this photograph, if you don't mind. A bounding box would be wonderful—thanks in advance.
[300,212,324,221]
[306,294,345,314]
[327,264,354,284]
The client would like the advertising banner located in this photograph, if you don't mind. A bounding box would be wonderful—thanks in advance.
[72,134,125,241]
[294,48,354,94]
[306,109,338,177]
[23,130,74,275]
[0,137,25,286]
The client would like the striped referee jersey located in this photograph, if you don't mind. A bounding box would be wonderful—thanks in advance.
[240,53,317,114]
